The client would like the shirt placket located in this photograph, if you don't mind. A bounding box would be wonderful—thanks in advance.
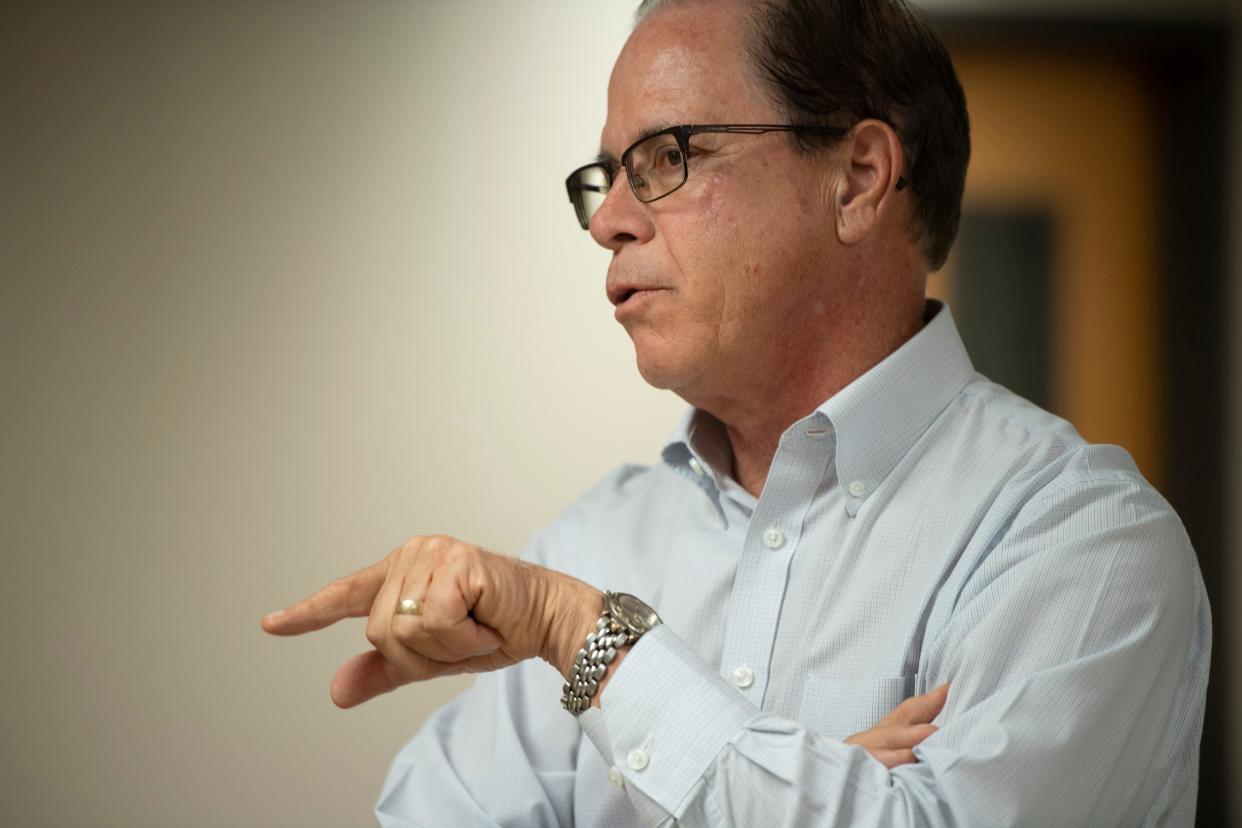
[718,424,834,708]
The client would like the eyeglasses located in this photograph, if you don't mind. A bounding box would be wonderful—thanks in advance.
[565,123,853,230]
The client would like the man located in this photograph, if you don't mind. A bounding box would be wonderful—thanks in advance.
[263,0,1210,824]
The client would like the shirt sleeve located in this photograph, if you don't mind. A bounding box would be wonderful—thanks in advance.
[374,658,583,827]
[578,474,1211,827]
[375,524,586,828]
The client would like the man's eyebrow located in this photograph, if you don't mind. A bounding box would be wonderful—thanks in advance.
[597,124,681,165]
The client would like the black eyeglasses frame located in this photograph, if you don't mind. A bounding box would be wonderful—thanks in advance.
[565,122,905,230]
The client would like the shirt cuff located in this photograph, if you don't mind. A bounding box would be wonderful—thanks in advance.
[578,624,759,819]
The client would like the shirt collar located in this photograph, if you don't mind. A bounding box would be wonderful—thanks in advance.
[818,300,974,514]
[661,300,974,519]
[661,408,733,528]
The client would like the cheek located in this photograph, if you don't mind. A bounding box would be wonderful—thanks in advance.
[658,184,732,320]
[656,167,822,337]
[706,185,783,302]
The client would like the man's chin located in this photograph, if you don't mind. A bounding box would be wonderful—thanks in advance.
[626,328,711,394]
[632,350,695,394]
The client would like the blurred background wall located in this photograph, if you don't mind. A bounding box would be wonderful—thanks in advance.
[1,1,1236,825]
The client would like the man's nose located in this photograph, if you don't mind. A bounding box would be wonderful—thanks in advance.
[588,175,655,251]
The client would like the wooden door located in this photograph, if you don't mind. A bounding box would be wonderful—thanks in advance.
[930,49,1163,487]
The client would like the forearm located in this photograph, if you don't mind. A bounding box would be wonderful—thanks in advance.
[580,620,1195,828]
[580,626,944,827]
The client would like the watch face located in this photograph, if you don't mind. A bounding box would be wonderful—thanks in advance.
[609,592,662,633]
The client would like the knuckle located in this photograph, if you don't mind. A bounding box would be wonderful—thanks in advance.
[301,592,329,620]
[395,536,424,562]
[365,620,385,649]
[347,578,372,608]
[391,619,417,648]
[448,549,472,574]
[318,579,347,608]
[434,535,467,558]
[420,610,448,637]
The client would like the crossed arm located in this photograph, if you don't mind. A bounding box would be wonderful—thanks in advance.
[262,468,1208,826]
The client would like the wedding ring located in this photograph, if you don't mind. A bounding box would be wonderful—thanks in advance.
[395,598,422,616]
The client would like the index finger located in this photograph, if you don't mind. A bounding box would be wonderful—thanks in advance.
[261,558,388,636]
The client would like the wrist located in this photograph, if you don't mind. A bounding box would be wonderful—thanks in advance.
[542,577,603,680]
[591,643,630,709]
[559,591,662,716]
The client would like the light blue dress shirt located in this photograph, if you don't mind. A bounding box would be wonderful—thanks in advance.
[376,302,1209,827]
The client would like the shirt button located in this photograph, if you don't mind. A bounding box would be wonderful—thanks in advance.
[627,748,650,771]
[848,480,866,498]
[732,665,754,688]
[688,457,705,477]
[607,766,625,789]
[762,526,784,549]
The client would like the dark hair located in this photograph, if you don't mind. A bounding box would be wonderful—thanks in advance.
[638,0,971,270]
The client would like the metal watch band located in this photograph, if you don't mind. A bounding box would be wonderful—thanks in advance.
[561,609,635,716]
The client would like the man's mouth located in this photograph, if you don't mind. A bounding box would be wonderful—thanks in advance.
[608,284,666,307]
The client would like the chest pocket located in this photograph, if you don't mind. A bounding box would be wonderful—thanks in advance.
[799,673,918,739]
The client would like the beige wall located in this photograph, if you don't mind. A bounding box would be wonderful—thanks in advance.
[2,1,1236,825]
[1,2,656,825]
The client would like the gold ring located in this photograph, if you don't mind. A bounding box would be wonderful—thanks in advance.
[395,598,422,616]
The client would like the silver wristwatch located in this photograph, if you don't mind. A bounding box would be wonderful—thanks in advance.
[561,592,662,716]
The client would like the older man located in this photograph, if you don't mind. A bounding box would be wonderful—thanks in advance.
[264,0,1210,824]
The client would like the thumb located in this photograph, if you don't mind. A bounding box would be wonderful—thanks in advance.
[329,650,411,708]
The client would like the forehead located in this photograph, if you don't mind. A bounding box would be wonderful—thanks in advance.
[602,3,774,155]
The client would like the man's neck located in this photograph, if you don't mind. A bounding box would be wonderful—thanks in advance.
[718,388,831,497]
[705,305,927,498]
[725,424,781,497]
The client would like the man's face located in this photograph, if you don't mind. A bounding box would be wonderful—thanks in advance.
[592,2,843,405]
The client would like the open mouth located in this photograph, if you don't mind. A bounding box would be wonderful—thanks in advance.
[610,285,668,309]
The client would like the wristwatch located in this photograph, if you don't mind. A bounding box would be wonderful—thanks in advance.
[561,591,662,716]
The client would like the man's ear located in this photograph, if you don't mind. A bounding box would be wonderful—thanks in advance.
[834,119,905,246]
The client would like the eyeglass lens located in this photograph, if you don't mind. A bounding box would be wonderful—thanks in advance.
[625,132,687,203]
[568,166,610,230]
[567,130,689,229]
